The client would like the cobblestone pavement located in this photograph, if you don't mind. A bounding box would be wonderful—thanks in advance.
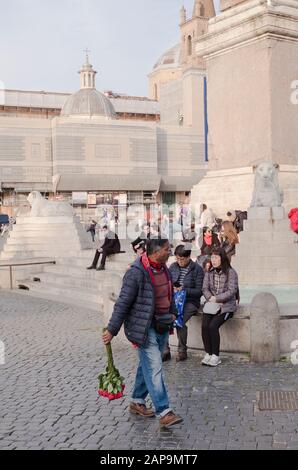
[0,291,298,451]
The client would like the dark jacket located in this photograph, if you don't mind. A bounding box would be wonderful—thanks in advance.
[101,231,121,252]
[169,260,204,308]
[203,267,239,314]
[107,258,177,346]
[220,239,236,260]
[201,234,220,256]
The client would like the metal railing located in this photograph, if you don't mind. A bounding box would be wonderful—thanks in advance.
[0,261,56,290]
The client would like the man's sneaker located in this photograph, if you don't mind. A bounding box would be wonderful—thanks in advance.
[176,352,187,362]
[87,266,95,270]
[129,403,155,418]
[160,411,183,428]
[162,351,171,362]
[201,353,212,366]
[208,354,222,367]
[96,265,105,271]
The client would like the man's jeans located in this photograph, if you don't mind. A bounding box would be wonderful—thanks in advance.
[131,327,171,418]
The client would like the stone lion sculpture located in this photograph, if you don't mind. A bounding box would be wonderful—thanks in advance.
[250,162,283,207]
[27,191,74,217]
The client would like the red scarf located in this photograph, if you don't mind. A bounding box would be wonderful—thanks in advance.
[141,253,172,302]
[204,234,212,246]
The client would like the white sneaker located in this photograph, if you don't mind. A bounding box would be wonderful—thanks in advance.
[208,355,222,367]
[201,353,211,366]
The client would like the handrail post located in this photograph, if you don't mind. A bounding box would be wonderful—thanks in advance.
[0,261,56,290]
[9,266,13,290]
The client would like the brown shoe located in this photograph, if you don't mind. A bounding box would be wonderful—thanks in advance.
[160,411,183,428]
[176,352,187,362]
[129,403,155,418]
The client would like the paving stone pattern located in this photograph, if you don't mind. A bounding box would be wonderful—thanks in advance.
[0,291,298,450]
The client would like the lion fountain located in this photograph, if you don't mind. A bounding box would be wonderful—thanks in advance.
[250,161,283,208]
[27,191,74,217]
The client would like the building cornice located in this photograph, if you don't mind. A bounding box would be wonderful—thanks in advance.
[196,0,298,58]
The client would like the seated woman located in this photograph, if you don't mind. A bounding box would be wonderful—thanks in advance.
[201,248,239,367]
[218,221,239,261]
[200,226,220,256]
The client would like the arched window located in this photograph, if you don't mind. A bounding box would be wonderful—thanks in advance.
[154,84,158,100]
[187,35,192,56]
[200,3,205,17]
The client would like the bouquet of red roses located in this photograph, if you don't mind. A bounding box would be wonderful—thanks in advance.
[98,328,125,401]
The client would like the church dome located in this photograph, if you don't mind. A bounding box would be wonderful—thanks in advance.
[153,44,181,71]
[61,88,116,118]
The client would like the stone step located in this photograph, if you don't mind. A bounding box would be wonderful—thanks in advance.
[7,231,82,240]
[4,241,84,251]
[233,256,298,270]
[17,280,104,307]
[16,216,81,225]
[33,271,106,291]
[14,286,101,312]
[236,243,298,258]
[12,226,86,234]
[0,251,79,261]
[243,219,291,232]
[43,263,126,279]
[235,268,298,285]
[66,250,130,261]
[57,256,131,269]
[239,231,296,244]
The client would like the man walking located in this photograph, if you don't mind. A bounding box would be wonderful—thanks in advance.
[102,238,183,428]
[87,225,120,271]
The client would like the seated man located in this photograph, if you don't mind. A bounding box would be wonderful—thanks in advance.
[163,245,204,362]
[87,225,121,271]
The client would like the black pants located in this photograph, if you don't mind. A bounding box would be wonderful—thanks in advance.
[202,312,233,356]
[176,302,198,354]
[163,302,198,355]
[91,248,118,268]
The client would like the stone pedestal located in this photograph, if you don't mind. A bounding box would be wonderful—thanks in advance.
[250,293,280,363]
[233,207,298,285]
[192,165,298,218]
[191,0,298,216]
[0,215,93,288]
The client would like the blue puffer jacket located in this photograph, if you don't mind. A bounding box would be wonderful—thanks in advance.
[169,260,204,308]
[107,258,177,346]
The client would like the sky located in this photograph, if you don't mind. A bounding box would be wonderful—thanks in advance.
[0,0,221,97]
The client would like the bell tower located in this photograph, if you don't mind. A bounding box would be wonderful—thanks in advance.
[180,1,215,69]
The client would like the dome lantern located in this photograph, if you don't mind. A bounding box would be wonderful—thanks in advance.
[61,52,116,118]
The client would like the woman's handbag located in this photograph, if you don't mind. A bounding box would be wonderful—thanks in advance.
[203,301,221,315]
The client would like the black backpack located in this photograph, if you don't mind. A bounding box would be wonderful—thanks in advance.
[235,211,247,233]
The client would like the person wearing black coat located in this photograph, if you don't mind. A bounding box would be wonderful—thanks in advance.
[103,238,183,428]
[87,225,120,271]
[86,220,97,242]
[163,245,204,362]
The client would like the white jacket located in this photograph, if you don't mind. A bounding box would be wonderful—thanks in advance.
[200,208,215,229]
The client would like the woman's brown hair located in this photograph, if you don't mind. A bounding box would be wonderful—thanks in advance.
[221,221,239,245]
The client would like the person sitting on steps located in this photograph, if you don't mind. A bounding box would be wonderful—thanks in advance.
[162,245,204,362]
[87,225,121,271]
